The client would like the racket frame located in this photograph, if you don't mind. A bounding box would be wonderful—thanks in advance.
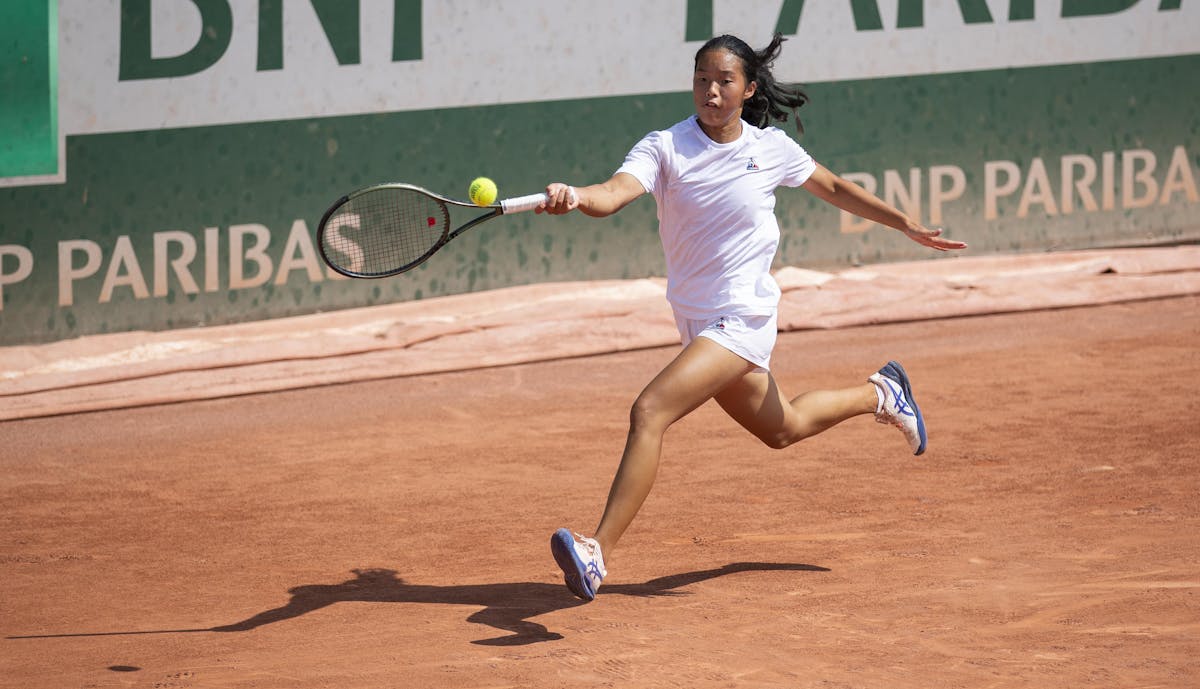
[317,183,546,279]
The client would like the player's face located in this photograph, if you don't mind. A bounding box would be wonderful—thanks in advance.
[692,49,757,134]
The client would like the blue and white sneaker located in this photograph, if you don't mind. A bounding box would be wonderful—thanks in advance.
[868,360,927,456]
[550,528,606,601]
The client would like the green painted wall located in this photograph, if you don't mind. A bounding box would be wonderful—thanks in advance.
[1,54,1198,345]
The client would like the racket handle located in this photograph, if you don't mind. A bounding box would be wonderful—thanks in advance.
[499,187,577,214]
[500,193,548,214]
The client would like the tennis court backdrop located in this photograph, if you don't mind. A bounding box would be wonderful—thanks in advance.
[1,0,1197,346]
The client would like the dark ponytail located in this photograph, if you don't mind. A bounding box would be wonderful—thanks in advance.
[695,33,809,133]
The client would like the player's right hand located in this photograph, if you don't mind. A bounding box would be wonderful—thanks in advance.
[537,183,579,215]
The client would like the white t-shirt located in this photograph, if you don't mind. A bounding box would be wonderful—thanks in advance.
[616,116,816,319]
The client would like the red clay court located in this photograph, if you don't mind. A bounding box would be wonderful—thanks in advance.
[2,251,1198,688]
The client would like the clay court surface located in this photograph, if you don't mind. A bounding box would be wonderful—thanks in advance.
[2,295,1198,688]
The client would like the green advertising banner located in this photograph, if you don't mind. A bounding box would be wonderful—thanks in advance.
[1,1,1197,346]
[0,1,58,180]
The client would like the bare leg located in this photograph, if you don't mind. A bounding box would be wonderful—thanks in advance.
[592,338,756,556]
[714,371,877,449]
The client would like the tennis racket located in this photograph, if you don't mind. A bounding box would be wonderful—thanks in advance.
[317,183,569,278]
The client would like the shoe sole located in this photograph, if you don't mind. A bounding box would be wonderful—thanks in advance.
[882,360,927,456]
[550,528,596,601]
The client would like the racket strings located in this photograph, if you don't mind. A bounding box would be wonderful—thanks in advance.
[320,189,448,276]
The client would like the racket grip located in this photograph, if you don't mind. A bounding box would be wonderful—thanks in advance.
[500,193,549,214]
[500,187,577,214]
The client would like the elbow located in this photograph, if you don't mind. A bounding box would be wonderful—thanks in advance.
[827,174,855,197]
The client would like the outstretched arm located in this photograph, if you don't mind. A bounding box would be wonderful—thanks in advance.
[802,163,967,251]
[536,172,646,218]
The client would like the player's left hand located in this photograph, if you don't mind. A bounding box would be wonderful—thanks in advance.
[902,224,968,251]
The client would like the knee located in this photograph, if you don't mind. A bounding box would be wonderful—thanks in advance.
[760,432,797,450]
[628,393,672,435]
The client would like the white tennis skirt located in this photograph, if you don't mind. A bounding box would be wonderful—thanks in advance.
[673,311,778,371]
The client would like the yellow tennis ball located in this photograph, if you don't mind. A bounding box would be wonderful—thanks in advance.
[469,177,498,206]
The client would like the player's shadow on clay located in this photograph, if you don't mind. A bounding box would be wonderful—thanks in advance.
[209,563,829,646]
[7,562,827,646]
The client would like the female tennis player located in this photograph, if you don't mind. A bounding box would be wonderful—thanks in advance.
[536,33,967,602]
